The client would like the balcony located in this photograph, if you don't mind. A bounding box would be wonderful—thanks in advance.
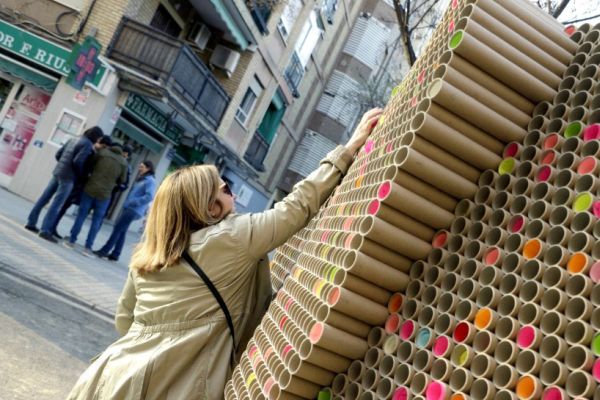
[243,131,269,172]
[284,52,303,98]
[107,17,230,129]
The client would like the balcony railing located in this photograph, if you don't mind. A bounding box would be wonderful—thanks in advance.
[244,131,270,171]
[107,17,230,129]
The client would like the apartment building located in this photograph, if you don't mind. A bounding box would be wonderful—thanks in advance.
[279,0,403,195]
[0,0,371,219]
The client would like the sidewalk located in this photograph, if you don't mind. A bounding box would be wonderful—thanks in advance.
[0,187,140,318]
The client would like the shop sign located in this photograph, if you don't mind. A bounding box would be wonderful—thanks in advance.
[0,20,106,87]
[123,94,183,144]
[67,35,101,90]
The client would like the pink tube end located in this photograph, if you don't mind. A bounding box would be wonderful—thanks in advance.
[517,325,536,349]
[309,322,324,343]
[451,0,458,9]
[426,381,446,400]
[484,247,500,266]
[578,156,597,175]
[385,314,401,334]
[393,387,410,400]
[378,181,392,199]
[590,262,600,283]
[583,124,600,141]
[386,141,394,153]
[593,359,600,382]
[504,142,519,158]
[282,344,293,358]
[411,96,418,108]
[541,151,556,165]
[343,217,354,231]
[509,215,525,233]
[433,336,449,357]
[284,297,294,311]
[400,320,415,340]
[537,165,551,182]
[368,199,380,215]
[344,234,355,249]
[327,287,341,306]
[593,201,600,218]
[364,140,374,154]
[448,19,455,33]
[543,134,559,150]
[432,231,448,248]
[543,387,564,400]
[417,69,426,84]
[564,25,576,36]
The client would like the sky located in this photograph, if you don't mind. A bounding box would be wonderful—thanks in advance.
[557,0,600,26]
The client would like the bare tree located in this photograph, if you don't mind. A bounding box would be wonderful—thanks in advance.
[391,0,443,67]
[532,0,573,18]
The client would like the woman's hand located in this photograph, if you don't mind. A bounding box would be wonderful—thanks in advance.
[345,108,383,155]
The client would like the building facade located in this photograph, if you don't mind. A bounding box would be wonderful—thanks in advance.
[278,0,403,195]
[0,0,376,219]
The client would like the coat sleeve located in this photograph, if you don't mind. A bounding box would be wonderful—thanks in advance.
[239,145,353,260]
[115,270,136,335]
[72,143,94,179]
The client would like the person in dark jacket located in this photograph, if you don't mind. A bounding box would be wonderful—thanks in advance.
[50,135,112,239]
[95,160,156,261]
[25,127,104,243]
[65,144,128,255]
[103,144,132,220]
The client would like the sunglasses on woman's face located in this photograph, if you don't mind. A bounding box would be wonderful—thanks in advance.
[221,182,233,196]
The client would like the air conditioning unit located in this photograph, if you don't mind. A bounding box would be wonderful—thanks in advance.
[189,23,211,50]
[209,45,241,78]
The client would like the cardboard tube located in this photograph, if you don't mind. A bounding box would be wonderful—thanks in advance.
[428,248,449,267]
[501,252,524,274]
[434,313,456,336]
[470,206,493,225]
[440,280,460,304]
[375,377,394,399]
[435,61,531,127]
[476,286,502,309]
[455,199,475,217]
[448,30,556,102]
[344,382,362,400]
[369,200,435,241]
[410,372,430,396]
[462,259,483,279]
[565,320,594,345]
[359,216,432,259]
[516,349,543,374]
[496,315,520,339]
[495,339,518,365]
[540,309,568,336]
[516,374,543,400]
[451,344,474,368]
[493,363,518,390]
[431,358,452,382]
[413,349,434,372]
[541,287,568,315]
[471,353,496,379]
[528,199,553,220]
[470,378,495,400]
[418,305,439,327]
[565,274,593,297]
[361,368,380,391]
[486,226,509,246]
[309,322,367,360]
[504,233,526,253]
[394,362,414,387]
[519,278,544,303]
[549,205,574,226]
[327,287,388,325]
[395,146,478,198]
[440,51,534,114]
[364,347,384,370]
[492,194,513,213]
[457,278,480,300]
[366,327,385,348]
[555,169,578,191]
[378,181,454,229]
[449,367,473,393]
[428,78,527,142]
[524,219,550,240]
[479,169,499,187]
[518,303,543,326]
[401,131,480,182]
[432,334,454,358]
[331,374,348,396]
[543,246,571,268]
[566,344,595,371]
[566,371,597,398]
[473,329,498,355]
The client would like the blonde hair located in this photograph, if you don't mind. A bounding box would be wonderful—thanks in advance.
[130,165,221,273]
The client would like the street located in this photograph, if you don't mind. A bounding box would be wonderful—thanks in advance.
[0,270,117,399]
[0,187,136,399]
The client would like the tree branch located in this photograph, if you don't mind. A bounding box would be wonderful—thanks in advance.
[409,0,441,33]
[552,0,571,18]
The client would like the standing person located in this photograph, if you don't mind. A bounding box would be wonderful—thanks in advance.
[25,127,104,243]
[50,135,112,239]
[64,141,128,256]
[95,160,156,262]
[67,108,382,400]
[103,144,132,220]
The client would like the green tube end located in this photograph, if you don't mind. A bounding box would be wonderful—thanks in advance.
[498,158,516,175]
[564,121,583,138]
[449,31,464,49]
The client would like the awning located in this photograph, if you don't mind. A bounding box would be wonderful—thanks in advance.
[0,54,58,93]
[189,0,255,50]
[115,118,164,154]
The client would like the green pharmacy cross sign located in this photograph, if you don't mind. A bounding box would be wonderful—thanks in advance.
[67,36,102,90]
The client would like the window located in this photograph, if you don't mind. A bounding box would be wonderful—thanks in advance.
[278,0,303,41]
[150,4,182,37]
[249,2,272,34]
[295,11,322,67]
[235,77,263,126]
[284,52,303,97]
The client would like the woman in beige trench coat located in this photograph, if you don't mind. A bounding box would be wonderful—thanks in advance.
[67,108,382,400]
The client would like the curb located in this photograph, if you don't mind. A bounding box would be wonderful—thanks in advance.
[0,261,115,322]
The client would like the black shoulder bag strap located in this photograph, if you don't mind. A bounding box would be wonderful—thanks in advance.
[182,251,237,363]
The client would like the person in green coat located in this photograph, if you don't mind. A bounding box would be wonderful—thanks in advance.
[65,140,128,256]
[67,108,382,399]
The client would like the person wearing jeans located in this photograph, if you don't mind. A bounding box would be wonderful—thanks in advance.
[26,127,103,243]
[95,161,156,261]
[66,143,128,255]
